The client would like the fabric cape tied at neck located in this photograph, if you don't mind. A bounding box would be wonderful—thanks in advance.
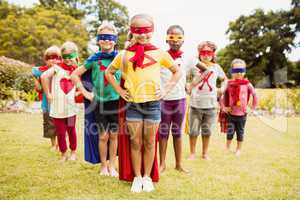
[126,43,158,70]
[87,50,118,86]
[82,51,118,164]
[118,51,159,182]
[167,49,183,60]
[58,62,77,73]
[220,78,250,133]
[226,79,250,106]
[86,50,118,62]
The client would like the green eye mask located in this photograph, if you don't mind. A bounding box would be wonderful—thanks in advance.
[62,52,78,59]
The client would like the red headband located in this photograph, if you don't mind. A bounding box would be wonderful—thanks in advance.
[45,54,61,60]
[199,50,214,57]
[130,25,154,34]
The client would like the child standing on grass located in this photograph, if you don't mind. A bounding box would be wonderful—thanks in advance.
[220,58,257,156]
[32,46,61,150]
[71,21,120,177]
[159,25,188,173]
[41,41,79,162]
[106,14,181,193]
[186,41,227,160]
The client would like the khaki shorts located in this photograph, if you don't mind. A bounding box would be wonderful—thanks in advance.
[189,107,216,136]
[43,112,56,138]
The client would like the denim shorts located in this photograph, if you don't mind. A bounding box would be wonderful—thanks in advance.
[126,101,161,123]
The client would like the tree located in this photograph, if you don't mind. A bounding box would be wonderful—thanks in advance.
[0,0,24,20]
[38,0,90,20]
[0,6,89,65]
[37,0,130,49]
[86,0,129,49]
[217,8,298,87]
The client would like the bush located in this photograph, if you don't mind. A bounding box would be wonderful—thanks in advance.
[288,89,300,113]
[14,73,35,93]
[258,93,275,113]
[0,56,32,88]
[0,56,36,102]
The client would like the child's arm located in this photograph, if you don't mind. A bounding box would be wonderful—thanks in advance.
[41,68,55,102]
[195,61,208,72]
[32,67,42,91]
[105,66,130,101]
[186,60,212,93]
[159,64,181,99]
[248,83,258,111]
[33,77,42,92]
[70,66,94,101]
[216,65,228,96]
[220,87,231,113]
[186,69,208,95]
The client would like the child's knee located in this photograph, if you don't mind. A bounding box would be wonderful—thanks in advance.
[99,133,109,142]
[144,139,155,150]
[227,133,234,140]
[237,133,244,142]
[131,138,142,151]
[109,133,118,141]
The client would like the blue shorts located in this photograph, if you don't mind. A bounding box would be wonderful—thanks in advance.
[126,101,161,123]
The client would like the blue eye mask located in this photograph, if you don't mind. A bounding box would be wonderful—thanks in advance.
[97,34,118,42]
[231,67,246,74]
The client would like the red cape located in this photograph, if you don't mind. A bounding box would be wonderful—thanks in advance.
[118,79,159,182]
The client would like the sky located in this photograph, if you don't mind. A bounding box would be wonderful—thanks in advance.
[8,0,300,61]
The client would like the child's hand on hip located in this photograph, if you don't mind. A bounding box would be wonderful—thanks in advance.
[84,91,94,102]
[185,84,192,95]
[119,89,130,101]
[224,107,231,113]
[46,93,53,103]
[156,88,166,100]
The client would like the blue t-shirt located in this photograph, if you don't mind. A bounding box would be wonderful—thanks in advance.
[32,67,49,112]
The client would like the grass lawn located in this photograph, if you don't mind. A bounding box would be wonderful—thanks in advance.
[0,112,300,200]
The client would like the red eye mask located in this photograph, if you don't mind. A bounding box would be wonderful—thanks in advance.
[45,55,61,60]
[130,25,154,34]
[199,50,214,57]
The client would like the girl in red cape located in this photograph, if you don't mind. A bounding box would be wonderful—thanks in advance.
[105,14,181,193]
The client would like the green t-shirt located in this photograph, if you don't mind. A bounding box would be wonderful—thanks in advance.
[84,58,121,102]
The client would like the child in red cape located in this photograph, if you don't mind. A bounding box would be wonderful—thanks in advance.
[106,14,181,193]
[220,58,257,156]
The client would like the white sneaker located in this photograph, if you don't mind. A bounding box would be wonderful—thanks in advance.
[142,176,155,192]
[109,167,119,177]
[99,167,109,176]
[68,153,77,161]
[131,176,143,193]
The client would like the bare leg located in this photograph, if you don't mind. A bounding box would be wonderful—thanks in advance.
[226,139,232,151]
[50,137,57,151]
[50,137,56,147]
[188,135,197,160]
[143,121,159,177]
[108,131,118,176]
[128,121,143,177]
[236,141,242,156]
[173,136,188,172]
[201,135,210,160]
[99,132,109,175]
[159,138,168,173]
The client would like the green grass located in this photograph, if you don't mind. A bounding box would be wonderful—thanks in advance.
[0,113,300,200]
